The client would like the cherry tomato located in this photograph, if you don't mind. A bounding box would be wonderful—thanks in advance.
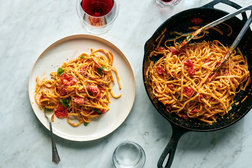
[191,109,197,113]
[184,59,193,67]
[169,47,178,55]
[183,86,194,97]
[100,109,106,114]
[157,66,165,75]
[87,84,101,97]
[191,18,203,25]
[167,84,174,91]
[73,96,85,105]
[57,85,67,96]
[157,47,165,52]
[55,104,67,118]
[188,67,195,76]
[60,73,77,86]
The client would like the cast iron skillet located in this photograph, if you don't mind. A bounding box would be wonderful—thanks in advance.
[143,0,252,167]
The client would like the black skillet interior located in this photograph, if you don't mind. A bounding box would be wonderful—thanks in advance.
[143,7,252,132]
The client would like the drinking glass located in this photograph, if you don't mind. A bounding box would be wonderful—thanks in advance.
[112,141,146,168]
[156,0,181,7]
[76,0,119,34]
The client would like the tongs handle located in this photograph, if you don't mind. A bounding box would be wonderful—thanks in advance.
[213,10,252,72]
[204,5,252,30]
[179,5,252,50]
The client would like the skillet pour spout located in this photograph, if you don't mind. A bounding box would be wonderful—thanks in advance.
[143,0,252,167]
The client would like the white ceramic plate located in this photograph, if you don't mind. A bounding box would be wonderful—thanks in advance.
[28,34,135,141]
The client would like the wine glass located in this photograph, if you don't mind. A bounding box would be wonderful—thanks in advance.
[76,0,119,34]
[156,0,181,7]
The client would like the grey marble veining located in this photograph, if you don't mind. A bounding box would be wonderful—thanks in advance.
[0,0,252,167]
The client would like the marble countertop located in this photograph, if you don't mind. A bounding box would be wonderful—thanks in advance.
[1,0,252,167]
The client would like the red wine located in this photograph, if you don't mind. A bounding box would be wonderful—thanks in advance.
[161,0,173,2]
[82,0,114,17]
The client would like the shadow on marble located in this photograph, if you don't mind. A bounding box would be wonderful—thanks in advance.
[28,105,112,151]
[178,118,245,151]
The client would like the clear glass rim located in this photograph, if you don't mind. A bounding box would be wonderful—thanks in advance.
[112,141,146,167]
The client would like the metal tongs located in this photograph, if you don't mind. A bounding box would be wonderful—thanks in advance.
[178,5,252,72]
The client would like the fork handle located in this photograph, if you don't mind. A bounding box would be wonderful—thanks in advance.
[49,122,61,164]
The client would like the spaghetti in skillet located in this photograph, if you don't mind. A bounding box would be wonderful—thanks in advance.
[35,49,121,126]
[146,40,250,124]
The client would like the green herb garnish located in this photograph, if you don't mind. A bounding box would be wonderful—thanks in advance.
[60,98,70,108]
[97,65,107,75]
[101,65,107,71]
[80,56,85,59]
[94,108,102,115]
[84,122,89,126]
[177,94,180,100]
[57,67,65,76]
[186,34,192,41]
[97,67,103,75]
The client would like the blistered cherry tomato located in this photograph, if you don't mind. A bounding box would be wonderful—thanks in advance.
[73,96,85,105]
[55,104,67,118]
[87,84,101,97]
[183,86,194,97]
[57,85,67,96]
[169,47,178,55]
[167,84,174,91]
[188,67,195,76]
[157,66,165,75]
[157,47,165,52]
[191,18,203,25]
[184,59,193,67]
[60,73,77,86]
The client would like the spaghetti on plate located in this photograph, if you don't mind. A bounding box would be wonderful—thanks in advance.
[35,49,121,126]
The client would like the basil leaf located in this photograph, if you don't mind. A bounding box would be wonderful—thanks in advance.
[84,122,88,126]
[177,94,180,100]
[97,65,107,75]
[97,67,103,75]
[94,108,102,115]
[57,67,65,76]
[101,65,107,71]
[186,34,192,40]
[60,99,70,108]
[80,56,85,59]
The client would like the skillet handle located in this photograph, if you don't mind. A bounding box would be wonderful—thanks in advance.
[202,0,247,22]
[157,124,188,168]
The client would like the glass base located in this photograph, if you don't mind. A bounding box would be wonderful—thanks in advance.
[83,23,112,34]
[156,0,181,7]
[76,0,119,34]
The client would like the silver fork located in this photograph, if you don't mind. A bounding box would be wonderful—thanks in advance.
[44,109,61,164]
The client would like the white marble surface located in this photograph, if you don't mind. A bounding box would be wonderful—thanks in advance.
[1,0,252,167]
